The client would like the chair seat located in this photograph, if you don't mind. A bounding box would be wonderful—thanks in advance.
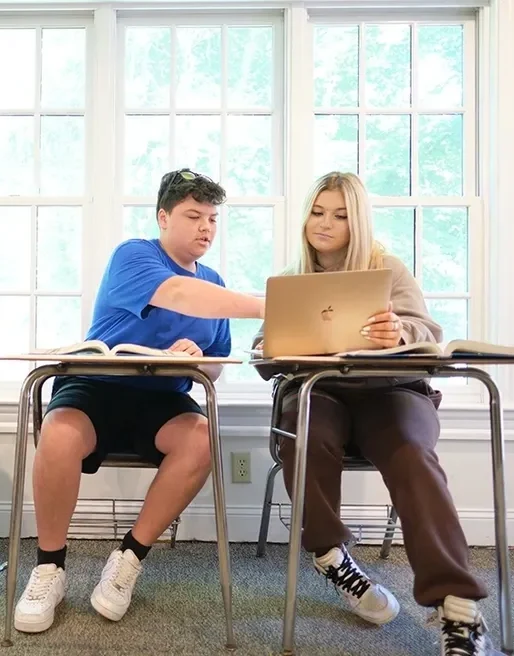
[102,452,156,468]
[342,455,377,471]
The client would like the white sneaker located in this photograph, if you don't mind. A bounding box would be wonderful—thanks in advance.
[14,564,66,633]
[314,546,399,625]
[90,549,142,622]
[439,596,504,655]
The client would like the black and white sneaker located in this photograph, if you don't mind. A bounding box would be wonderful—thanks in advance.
[313,546,399,625]
[439,596,504,655]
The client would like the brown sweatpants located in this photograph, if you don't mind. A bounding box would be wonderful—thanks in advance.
[278,379,488,607]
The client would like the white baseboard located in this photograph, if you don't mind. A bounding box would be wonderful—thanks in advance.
[0,501,512,547]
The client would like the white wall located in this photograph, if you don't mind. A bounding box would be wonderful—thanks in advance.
[0,402,513,547]
[0,0,513,550]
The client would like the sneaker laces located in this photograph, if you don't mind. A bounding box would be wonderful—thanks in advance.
[441,617,486,656]
[109,555,139,593]
[26,567,58,602]
[324,549,371,599]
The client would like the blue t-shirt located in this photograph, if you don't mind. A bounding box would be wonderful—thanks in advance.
[85,239,231,393]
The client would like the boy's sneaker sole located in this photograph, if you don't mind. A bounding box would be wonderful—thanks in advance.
[90,586,125,622]
[14,598,62,633]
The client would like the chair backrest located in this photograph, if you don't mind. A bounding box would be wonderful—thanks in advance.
[32,376,156,469]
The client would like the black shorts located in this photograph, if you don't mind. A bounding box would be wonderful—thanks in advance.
[45,377,205,474]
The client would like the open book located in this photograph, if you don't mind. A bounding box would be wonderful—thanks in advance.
[338,339,514,358]
[250,339,514,359]
[41,340,192,358]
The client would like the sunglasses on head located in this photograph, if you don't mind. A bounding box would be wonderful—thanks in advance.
[165,169,199,187]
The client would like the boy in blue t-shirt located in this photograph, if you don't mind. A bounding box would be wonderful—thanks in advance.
[15,169,265,634]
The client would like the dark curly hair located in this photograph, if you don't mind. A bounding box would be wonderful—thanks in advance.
[156,168,226,218]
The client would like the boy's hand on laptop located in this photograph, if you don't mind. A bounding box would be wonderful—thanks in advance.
[360,302,403,348]
[169,339,203,357]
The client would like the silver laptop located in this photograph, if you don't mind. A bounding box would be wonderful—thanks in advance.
[262,269,393,358]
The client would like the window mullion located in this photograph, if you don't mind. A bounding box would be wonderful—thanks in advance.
[29,205,37,353]
[284,6,313,262]
[220,22,228,282]
[463,19,477,197]
[34,26,42,196]
[169,25,176,170]
[411,22,419,196]
[358,22,366,178]
[86,6,117,323]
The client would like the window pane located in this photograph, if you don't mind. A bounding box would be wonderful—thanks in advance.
[228,27,272,108]
[175,115,220,182]
[36,207,81,292]
[365,24,411,108]
[0,29,35,110]
[422,207,468,294]
[314,115,358,178]
[225,206,273,293]
[40,116,85,195]
[0,208,31,291]
[373,207,414,274]
[314,26,358,108]
[0,297,30,381]
[365,115,411,196]
[225,318,263,383]
[125,27,171,109]
[36,296,81,348]
[419,114,463,196]
[41,28,86,109]
[176,27,221,109]
[426,298,467,342]
[226,115,271,196]
[123,206,158,240]
[124,115,169,196]
[0,117,34,195]
[418,25,463,108]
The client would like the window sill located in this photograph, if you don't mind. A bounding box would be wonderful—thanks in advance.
[1,399,514,438]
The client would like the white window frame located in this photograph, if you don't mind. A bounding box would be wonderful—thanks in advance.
[114,10,285,401]
[0,11,94,403]
[289,6,485,406]
[480,0,514,410]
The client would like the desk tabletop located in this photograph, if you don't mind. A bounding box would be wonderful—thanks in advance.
[0,353,242,366]
[250,354,514,369]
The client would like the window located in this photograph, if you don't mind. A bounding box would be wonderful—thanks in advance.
[0,5,489,406]
[0,17,90,393]
[116,13,285,388]
[310,15,479,350]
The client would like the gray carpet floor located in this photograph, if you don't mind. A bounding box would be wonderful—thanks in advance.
[0,539,511,655]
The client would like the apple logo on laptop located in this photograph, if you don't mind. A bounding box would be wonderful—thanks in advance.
[321,305,334,321]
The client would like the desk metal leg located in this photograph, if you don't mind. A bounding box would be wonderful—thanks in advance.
[469,370,514,655]
[2,363,237,653]
[202,376,236,652]
[2,368,41,647]
[282,370,339,655]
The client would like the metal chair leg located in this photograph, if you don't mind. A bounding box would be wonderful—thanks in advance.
[169,516,180,549]
[380,505,398,559]
[256,462,283,557]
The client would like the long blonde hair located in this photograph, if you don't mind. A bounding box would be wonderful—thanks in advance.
[292,171,384,274]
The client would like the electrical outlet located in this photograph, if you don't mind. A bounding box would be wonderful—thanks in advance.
[231,452,251,483]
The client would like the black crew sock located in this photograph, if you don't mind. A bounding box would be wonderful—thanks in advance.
[120,530,151,562]
[37,545,67,570]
